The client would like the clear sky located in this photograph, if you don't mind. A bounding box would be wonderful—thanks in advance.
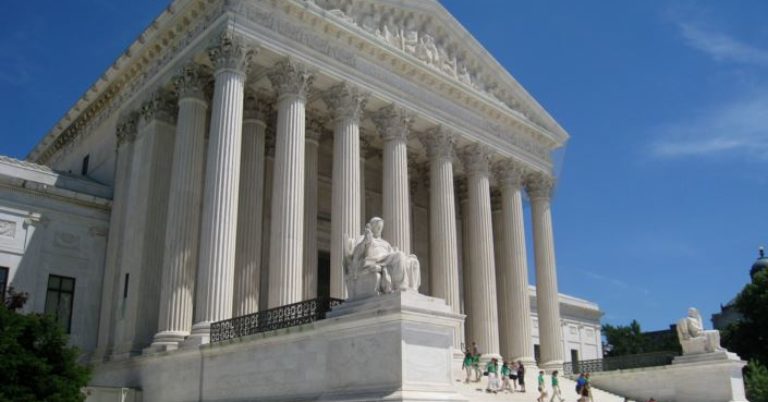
[1,1,765,331]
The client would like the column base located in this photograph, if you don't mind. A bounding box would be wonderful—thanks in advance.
[182,322,211,348]
[144,330,189,354]
[539,359,564,373]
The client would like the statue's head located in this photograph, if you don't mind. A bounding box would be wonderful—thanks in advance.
[688,307,699,318]
[369,217,384,237]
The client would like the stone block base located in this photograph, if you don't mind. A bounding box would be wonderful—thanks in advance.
[587,352,748,402]
[90,292,467,402]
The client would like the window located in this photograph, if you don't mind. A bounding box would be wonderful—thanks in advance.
[44,275,75,333]
[81,154,90,176]
[0,267,8,302]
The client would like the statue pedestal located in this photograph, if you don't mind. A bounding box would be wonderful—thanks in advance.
[668,352,748,402]
[322,291,466,401]
[89,291,467,401]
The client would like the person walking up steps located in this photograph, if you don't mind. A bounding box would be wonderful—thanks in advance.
[549,370,565,402]
[462,351,474,383]
[516,360,526,392]
[500,361,512,392]
[485,358,501,393]
[537,370,548,402]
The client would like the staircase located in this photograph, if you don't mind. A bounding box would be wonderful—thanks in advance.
[451,367,629,401]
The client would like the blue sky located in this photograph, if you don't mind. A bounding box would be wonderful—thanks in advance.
[1,1,766,331]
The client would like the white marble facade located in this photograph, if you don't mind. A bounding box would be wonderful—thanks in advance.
[5,0,605,370]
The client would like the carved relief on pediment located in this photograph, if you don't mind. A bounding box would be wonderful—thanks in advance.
[303,0,544,127]
[0,220,16,239]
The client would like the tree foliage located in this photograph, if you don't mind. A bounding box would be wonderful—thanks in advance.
[0,288,91,402]
[722,269,768,401]
[602,320,647,356]
[723,269,768,365]
[602,319,680,357]
[745,360,768,402]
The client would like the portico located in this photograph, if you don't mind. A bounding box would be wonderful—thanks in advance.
[24,1,570,370]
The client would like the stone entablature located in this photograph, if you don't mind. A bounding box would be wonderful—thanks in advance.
[28,0,567,174]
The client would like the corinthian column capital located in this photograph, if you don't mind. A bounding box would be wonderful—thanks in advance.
[494,159,527,189]
[306,117,327,144]
[140,88,177,125]
[461,143,493,177]
[420,126,456,162]
[268,58,314,100]
[526,172,555,201]
[173,63,211,101]
[323,82,368,123]
[207,31,255,74]
[243,91,271,122]
[116,111,140,146]
[373,104,412,142]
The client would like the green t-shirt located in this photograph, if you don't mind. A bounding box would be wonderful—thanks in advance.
[551,376,559,386]
[538,374,545,386]
[501,365,511,376]
[485,362,498,374]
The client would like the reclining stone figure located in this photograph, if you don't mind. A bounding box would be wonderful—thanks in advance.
[342,217,421,300]
[676,307,724,355]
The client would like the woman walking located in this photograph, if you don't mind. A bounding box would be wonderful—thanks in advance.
[516,360,526,392]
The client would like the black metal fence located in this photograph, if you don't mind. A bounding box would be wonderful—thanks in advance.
[210,297,344,343]
[564,351,679,375]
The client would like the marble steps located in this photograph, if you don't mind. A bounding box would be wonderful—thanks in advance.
[451,371,628,402]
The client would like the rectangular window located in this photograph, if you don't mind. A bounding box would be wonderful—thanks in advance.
[81,154,90,176]
[44,275,75,333]
[0,267,8,302]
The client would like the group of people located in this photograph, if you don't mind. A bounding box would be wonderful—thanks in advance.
[461,342,527,394]
[460,342,602,401]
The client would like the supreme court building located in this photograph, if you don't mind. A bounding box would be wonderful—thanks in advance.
[1,0,603,378]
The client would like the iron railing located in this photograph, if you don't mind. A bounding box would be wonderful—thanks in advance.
[210,297,344,343]
[564,351,679,375]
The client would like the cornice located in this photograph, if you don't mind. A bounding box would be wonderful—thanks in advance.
[28,0,568,170]
[294,0,568,145]
[27,0,223,165]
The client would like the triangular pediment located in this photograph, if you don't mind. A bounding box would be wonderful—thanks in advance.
[303,0,568,143]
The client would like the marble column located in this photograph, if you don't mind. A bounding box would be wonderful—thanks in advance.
[113,89,177,358]
[462,144,500,357]
[266,59,313,307]
[93,112,139,361]
[374,105,411,253]
[190,32,253,342]
[325,82,366,299]
[150,64,209,350]
[496,160,535,364]
[527,172,564,370]
[420,128,462,348]
[233,94,268,316]
[302,118,323,300]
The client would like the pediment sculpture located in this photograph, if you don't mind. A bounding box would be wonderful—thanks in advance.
[676,307,725,355]
[342,217,421,300]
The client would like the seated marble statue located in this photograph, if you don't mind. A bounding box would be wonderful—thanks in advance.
[342,217,421,300]
[676,307,724,355]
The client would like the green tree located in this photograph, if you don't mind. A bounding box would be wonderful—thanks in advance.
[723,269,768,364]
[722,269,768,401]
[745,360,768,402]
[602,320,647,356]
[0,288,91,402]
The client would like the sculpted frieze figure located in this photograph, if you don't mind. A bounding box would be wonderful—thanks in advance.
[676,307,724,355]
[342,217,421,300]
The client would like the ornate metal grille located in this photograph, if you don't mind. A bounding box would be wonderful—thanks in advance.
[564,351,678,375]
[210,297,344,343]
